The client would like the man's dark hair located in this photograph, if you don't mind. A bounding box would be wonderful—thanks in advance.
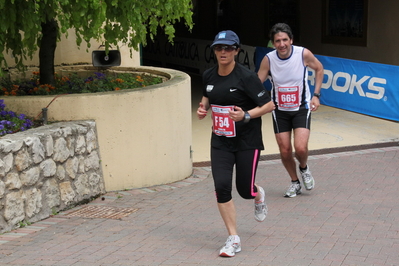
[269,23,293,42]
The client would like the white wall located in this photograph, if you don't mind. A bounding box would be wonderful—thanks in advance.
[3,29,141,68]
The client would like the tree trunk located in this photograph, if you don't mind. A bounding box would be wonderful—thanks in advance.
[39,18,58,85]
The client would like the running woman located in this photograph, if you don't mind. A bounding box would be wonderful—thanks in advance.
[197,30,275,257]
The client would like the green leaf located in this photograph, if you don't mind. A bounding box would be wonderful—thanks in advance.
[0,0,193,78]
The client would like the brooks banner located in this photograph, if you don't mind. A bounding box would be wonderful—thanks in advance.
[255,47,399,122]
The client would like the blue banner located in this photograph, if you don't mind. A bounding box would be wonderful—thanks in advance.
[255,47,399,122]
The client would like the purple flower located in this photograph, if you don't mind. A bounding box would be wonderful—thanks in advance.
[24,119,33,127]
[7,111,16,118]
[23,120,33,129]
[94,72,107,80]
[0,100,33,136]
[85,76,94,82]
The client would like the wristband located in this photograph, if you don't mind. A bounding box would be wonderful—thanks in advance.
[243,111,251,123]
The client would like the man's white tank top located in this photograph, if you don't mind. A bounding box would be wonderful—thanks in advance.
[266,45,311,111]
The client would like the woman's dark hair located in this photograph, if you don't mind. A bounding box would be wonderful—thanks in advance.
[269,23,293,42]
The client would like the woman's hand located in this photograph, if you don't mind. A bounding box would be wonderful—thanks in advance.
[197,102,208,120]
[228,106,245,122]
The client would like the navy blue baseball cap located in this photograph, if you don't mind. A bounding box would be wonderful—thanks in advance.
[211,30,240,47]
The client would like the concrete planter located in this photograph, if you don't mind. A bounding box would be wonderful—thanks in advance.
[2,66,193,191]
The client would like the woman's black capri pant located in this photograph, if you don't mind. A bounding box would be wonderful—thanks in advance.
[211,147,260,203]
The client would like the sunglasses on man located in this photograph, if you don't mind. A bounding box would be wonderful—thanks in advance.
[213,45,237,52]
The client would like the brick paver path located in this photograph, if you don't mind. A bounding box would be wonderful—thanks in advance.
[0,147,398,266]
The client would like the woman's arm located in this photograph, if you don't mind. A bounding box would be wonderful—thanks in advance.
[197,96,210,120]
[229,101,275,122]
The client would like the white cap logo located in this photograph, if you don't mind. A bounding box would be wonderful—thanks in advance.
[218,32,226,39]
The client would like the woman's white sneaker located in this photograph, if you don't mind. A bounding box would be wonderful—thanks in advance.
[219,235,241,257]
[254,186,267,222]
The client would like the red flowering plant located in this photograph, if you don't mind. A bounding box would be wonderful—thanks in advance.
[0,71,163,136]
[0,71,163,96]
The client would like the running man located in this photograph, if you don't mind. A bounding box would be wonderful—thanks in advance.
[257,23,324,197]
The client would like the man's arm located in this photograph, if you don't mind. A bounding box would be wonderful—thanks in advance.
[257,56,271,83]
[304,49,323,95]
[304,49,324,111]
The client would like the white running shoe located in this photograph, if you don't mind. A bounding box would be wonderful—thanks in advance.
[300,166,315,190]
[254,186,267,222]
[284,182,302,198]
[219,235,241,257]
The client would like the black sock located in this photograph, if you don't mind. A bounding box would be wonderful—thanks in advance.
[299,165,308,172]
[292,180,300,184]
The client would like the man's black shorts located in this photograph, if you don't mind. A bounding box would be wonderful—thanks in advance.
[272,108,311,133]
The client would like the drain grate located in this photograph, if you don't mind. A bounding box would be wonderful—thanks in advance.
[66,205,138,219]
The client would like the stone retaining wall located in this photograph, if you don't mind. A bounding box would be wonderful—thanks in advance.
[0,120,105,233]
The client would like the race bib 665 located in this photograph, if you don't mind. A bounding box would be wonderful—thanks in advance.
[278,86,299,109]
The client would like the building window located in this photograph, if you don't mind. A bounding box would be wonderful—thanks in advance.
[322,0,368,46]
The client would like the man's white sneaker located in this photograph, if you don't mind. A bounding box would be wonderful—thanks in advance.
[219,235,241,257]
[284,182,302,198]
[254,186,267,222]
[300,166,315,190]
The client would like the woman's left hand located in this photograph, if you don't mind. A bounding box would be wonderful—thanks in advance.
[229,106,245,122]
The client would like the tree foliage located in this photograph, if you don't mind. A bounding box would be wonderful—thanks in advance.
[0,0,193,83]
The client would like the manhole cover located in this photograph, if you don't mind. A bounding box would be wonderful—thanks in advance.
[66,205,138,219]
